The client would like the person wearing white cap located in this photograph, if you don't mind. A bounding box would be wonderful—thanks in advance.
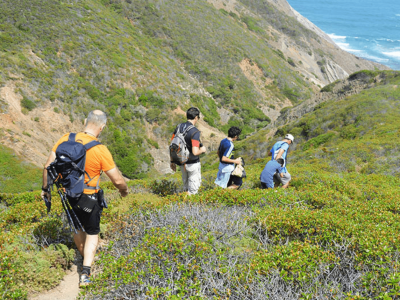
[268,133,294,188]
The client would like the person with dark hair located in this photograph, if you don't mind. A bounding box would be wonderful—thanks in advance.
[215,126,243,189]
[41,110,128,287]
[260,158,285,189]
[186,107,200,120]
[268,134,294,188]
[170,107,206,195]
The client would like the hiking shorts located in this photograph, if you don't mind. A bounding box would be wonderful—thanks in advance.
[181,162,201,195]
[260,182,272,189]
[69,194,103,235]
[228,175,242,188]
[273,172,291,186]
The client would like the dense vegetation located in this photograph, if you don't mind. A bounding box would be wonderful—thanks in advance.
[0,0,319,178]
[0,144,41,193]
[1,70,400,299]
[232,71,400,169]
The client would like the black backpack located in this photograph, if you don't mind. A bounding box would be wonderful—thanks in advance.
[48,133,101,199]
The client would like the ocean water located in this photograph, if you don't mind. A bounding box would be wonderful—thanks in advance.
[287,0,400,70]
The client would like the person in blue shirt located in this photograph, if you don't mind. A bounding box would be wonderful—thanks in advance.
[268,134,294,189]
[215,127,242,189]
[260,158,285,189]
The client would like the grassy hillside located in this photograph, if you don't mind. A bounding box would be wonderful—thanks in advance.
[2,71,400,299]
[0,0,319,178]
[0,144,41,193]
[223,70,400,173]
[276,70,400,176]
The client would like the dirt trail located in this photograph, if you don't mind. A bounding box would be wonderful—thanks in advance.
[29,265,80,300]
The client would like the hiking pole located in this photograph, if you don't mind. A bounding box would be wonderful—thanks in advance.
[43,196,51,213]
[47,165,78,234]
[59,188,85,233]
[59,189,76,233]
[49,166,85,233]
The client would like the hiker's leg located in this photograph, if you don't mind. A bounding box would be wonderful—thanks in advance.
[74,230,86,256]
[181,165,189,192]
[82,234,99,267]
[280,173,291,189]
[80,201,103,267]
[227,175,242,190]
[273,173,281,188]
[186,162,201,195]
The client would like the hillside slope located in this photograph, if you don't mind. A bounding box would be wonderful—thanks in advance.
[0,0,389,180]
[223,71,400,177]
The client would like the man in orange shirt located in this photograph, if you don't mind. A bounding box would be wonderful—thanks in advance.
[41,110,128,286]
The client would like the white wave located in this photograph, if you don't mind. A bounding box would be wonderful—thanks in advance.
[377,38,400,42]
[382,51,400,60]
[361,53,390,63]
[396,14,400,17]
[334,41,363,53]
[328,33,347,40]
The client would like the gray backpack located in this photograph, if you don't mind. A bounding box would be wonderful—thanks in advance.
[169,124,194,165]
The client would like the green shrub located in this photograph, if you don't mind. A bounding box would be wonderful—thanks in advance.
[282,85,300,102]
[287,57,296,67]
[21,97,36,111]
[150,179,178,197]
[241,16,263,33]
[302,132,336,150]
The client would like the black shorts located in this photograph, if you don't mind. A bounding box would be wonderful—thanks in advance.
[68,194,103,235]
[228,175,243,188]
[260,182,271,189]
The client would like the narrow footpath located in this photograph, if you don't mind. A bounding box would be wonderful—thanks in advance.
[29,265,80,300]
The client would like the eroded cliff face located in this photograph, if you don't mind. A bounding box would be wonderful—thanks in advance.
[208,0,389,88]
[265,0,390,85]
[266,0,334,43]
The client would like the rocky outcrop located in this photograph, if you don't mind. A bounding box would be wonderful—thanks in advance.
[274,72,387,127]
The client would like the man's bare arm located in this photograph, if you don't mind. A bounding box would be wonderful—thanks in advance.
[42,152,56,187]
[274,149,285,160]
[105,167,128,197]
[221,156,242,165]
[192,146,206,156]
[41,152,56,201]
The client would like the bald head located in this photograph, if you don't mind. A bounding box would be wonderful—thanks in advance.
[86,110,107,127]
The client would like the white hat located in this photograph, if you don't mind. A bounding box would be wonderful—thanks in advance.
[285,134,294,142]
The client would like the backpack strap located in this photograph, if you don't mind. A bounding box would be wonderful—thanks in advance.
[273,141,289,155]
[182,125,194,136]
[68,132,77,142]
[84,174,101,191]
[83,140,102,191]
[176,123,194,136]
[84,140,101,150]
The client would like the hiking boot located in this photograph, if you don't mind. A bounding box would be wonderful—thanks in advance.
[79,274,91,287]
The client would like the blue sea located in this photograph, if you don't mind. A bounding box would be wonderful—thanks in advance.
[287,0,400,70]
